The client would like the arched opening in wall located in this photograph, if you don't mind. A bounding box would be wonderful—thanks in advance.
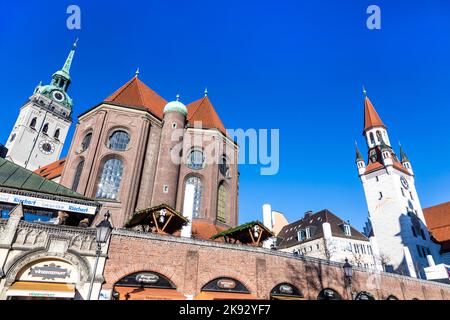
[5,258,80,300]
[30,117,37,129]
[369,132,375,145]
[386,295,399,300]
[54,129,60,140]
[270,283,304,300]
[81,132,92,152]
[354,291,375,300]
[112,271,185,300]
[42,123,49,134]
[376,130,382,142]
[195,277,259,300]
[317,288,342,300]
[108,130,130,151]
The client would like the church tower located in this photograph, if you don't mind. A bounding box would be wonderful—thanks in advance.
[356,88,441,279]
[4,40,77,171]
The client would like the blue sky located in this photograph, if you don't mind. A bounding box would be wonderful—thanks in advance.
[1,1,450,230]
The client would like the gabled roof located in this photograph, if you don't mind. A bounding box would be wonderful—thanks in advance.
[187,96,227,136]
[211,220,273,245]
[0,157,91,201]
[34,158,66,180]
[424,201,450,253]
[278,209,368,249]
[104,76,167,119]
[363,95,386,132]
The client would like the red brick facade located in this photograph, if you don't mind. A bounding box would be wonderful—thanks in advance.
[102,230,450,300]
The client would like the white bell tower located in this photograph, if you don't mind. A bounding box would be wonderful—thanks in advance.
[356,89,442,279]
[4,40,77,171]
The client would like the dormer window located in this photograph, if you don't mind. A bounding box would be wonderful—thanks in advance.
[297,228,311,241]
[343,224,351,236]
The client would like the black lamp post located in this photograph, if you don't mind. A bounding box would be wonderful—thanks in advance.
[343,258,354,300]
[87,211,113,300]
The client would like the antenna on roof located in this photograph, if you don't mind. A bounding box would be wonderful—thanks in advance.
[135,67,140,78]
[204,88,208,97]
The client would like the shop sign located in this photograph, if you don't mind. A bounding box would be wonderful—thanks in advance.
[0,192,96,215]
[136,273,159,284]
[29,263,71,280]
[279,284,293,295]
[217,279,236,289]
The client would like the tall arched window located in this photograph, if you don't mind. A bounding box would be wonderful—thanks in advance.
[30,117,37,129]
[185,177,202,218]
[217,184,227,223]
[81,132,92,152]
[54,129,60,140]
[369,132,375,144]
[96,158,124,200]
[72,160,84,191]
[42,123,49,134]
[108,130,130,151]
[376,130,382,142]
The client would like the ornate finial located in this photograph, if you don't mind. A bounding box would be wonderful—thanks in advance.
[176,94,180,101]
[73,38,79,49]
[362,85,367,96]
[135,67,140,78]
[204,88,208,97]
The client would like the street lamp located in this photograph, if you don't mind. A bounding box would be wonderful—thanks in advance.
[343,258,354,300]
[87,211,113,300]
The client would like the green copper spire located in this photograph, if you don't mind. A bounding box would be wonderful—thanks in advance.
[58,38,78,80]
[399,143,410,163]
[355,141,364,163]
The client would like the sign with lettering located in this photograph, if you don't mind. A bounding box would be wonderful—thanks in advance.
[18,260,78,283]
[279,284,293,295]
[136,273,159,284]
[217,279,237,289]
[29,263,71,280]
[0,192,96,215]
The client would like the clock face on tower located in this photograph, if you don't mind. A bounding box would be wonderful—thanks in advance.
[52,90,65,102]
[38,140,55,155]
[400,176,409,189]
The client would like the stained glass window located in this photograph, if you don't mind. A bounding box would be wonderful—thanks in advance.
[96,158,124,200]
[217,184,227,222]
[72,160,84,191]
[108,130,130,151]
[186,177,202,218]
[187,150,204,170]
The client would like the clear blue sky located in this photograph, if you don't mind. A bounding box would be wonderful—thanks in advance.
[1,1,450,231]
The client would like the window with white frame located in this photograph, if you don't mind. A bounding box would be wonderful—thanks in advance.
[343,224,351,236]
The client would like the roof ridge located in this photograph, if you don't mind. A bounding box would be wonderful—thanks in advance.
[134,78,145,107]
[189,96,207,120]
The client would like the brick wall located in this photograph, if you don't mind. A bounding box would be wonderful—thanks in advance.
[102,230,450,300]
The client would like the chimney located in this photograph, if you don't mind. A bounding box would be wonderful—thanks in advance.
[304,210,313,219]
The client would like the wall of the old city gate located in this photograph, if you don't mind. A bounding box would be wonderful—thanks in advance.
[102,230,450,300]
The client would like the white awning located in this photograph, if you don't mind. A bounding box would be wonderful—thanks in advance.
[6,281,75,298]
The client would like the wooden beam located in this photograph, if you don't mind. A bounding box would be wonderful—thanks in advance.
[151,212,160,233]
[256,228,263,245]
[249,228,256,244]
[161,214,174,232]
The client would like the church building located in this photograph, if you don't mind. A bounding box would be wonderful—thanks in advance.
[55,72,239,236]
[356,89,442,278]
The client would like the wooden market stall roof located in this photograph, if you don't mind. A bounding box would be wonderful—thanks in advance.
[124,204,188,235]
[211,221,273,246]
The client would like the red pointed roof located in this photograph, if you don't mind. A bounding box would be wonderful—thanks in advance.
[363,95,385,132]
[34,158,66,180]
[104,76,167,119]
[187,96,227,136]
